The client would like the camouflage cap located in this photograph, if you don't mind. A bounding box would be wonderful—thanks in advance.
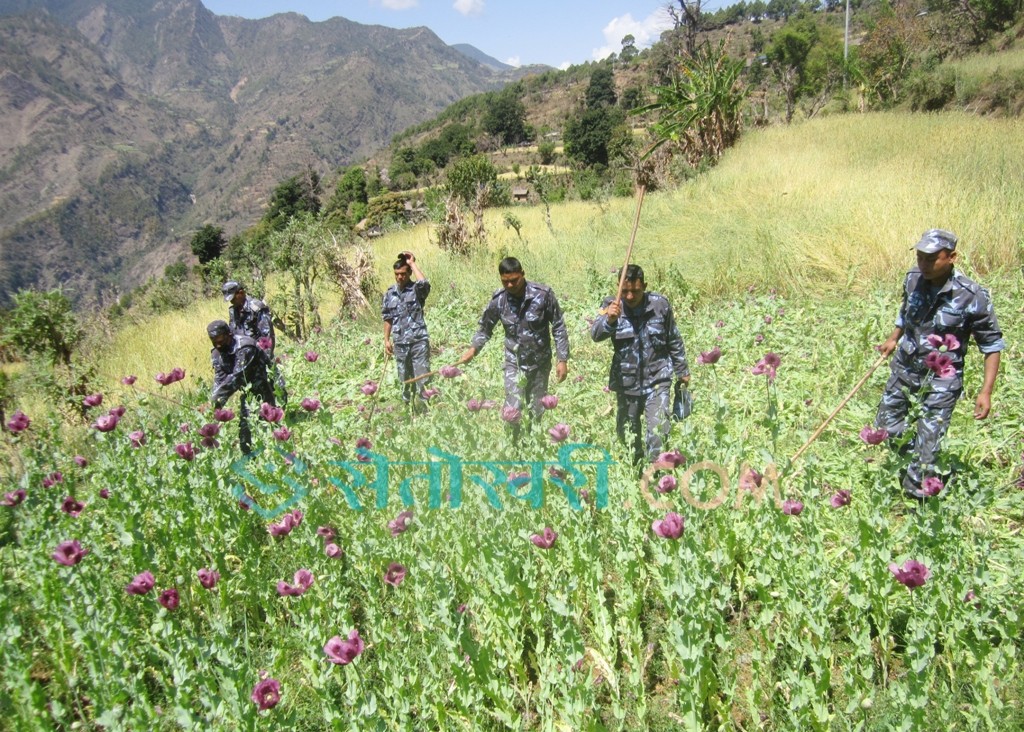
[207,320,231,339]
[913,229,958,254]
[221,281,243,302]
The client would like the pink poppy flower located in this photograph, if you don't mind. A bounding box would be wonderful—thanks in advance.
[654,450,686,469]
[259,402,284,423]
[158,588,180,610]
[121,375,137,386]
[384,562,407,586]
[316,526,336,540]
[466,399,483,412]
[251,678,281,711]
[6,410,31,432]
[325,543,343,558]
[273,426,292,441]
[198,423,221,439]
[213,408,235,422]
[782,499,803,516]
[739,469,763,491]
[300,397,321,412]
[422,387,440,399]
[656,475,677,494]
[501,406,521,424]
[652,512,685,539]
[60,496,85,517]
[888,560,930,589]
[256,336,273,350]
[93,414,119,432]
[360,380,378,396]
[98,488,110,499]
[73,455,88,468]
[530,527,558,549]
[764,315,773,324]
[175,442,195,461]
[540,394,559,410]
[3,490,27,506]
[548,423,570,443]
[83,393,103,408]
[198,568,220,589]
[277,568,314,596]
[129,430,146,448]
[305,351,320,362]
[52,540,88,566]
[830,489,852,508]
[42,471,64,488]
[108,405,126,418]
[324,629,365,665]
[921,476,944,497]
[439,365,462,378]
[125,571,155,595]
[859,426,888,445]
[388,510,414,537]
[697,347,721,365]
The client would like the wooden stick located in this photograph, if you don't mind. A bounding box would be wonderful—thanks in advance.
[403,368,439,385]
[366,351,391,426]
[614,184,647,303]
[789,353,888,464]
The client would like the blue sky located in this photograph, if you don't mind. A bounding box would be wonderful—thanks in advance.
[201,1,687,69]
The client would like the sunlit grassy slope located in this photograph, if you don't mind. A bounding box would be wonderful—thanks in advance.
[98,111,1023,387]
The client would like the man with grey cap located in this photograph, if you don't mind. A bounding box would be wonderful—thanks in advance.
[874,229,1004,498]
[208,320,276,454]
[222,281,286,404]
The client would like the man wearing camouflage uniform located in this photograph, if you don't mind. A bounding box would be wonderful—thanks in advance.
[382,251,431,404]
[875,229,1004,498]
[591,265,690,465]
[222,281,286,405]
[208,320,276,454]
[460,257,569,420]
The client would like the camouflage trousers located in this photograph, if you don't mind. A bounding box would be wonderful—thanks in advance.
[875,366,961,497]
[616,383,672,465]
[238,378,277,455]
[395,340,431,403]
[503,361,551,420]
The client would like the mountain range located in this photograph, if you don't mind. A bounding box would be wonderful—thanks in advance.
[0,0,541,306]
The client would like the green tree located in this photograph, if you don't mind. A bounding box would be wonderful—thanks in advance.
[767,15,818,122]
[620,34,639,62]
[263,169,321,232]
[537,140,557,165]
[483,86,529,146]
[585,64,617,109]
[2,289,82,367]
[189,224,226,264]
[445,155,499,205]
[325,166,368,224]
[563,106,626,167]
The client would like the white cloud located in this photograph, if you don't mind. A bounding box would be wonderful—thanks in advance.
[591,8,674,61]
[453,0,484,16]
[558,61,572,70]
[376,0,418,9]
[505,56,521,68]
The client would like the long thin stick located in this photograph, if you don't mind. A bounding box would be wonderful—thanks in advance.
[614,184,648,303]
[366,352,391,426]
[789,353,888,464]
[403,368,439,385]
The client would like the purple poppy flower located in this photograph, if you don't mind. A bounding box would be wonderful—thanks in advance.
[60,496,85,517]
[52,540,88,566]
[158,588,180,610]
[277,568,314,596]
[179,423,191,434]
[363,337,372,345]
[830,489,852,508]
[764,315,773,324]
[763,352,781,368]
[109,405,127,418]
[423,387,441,399]
[42,471,64,488]
[300,397,321,412]
[439,365,463,378]
[171,367,185,383]
[325,542,343,558]
[500,406,521,424]
[317,526,336,540]
[924,351,956,378]
[921,477,944,497]
[530,527,558,549]
[253,336,272,351]
[739,469,763,491]
[3,490,27,507]
[540,394,559,410]
[251,678,281,711]
[268,518,294,538]
[83,393,103,408]
[548,423,570,443]
[697,347,722,365]
[388,510,414,537]
[782,499,803,516]
[466,398,483,412]
[888,559,931,589]
[175,442,195,461]
[198,568,220,589]
[98,488,110,499]
[751,355,778,382]
[652,512,685,539]
[198,423,221,439]
[325,629,365,665]
[654,450,686,469]
[273,426,292,442]
[384,562,407,586]
[754,334,765,344]
[125,571,155,595]
[356,437,373,452]
[213,408,235,422]
[964,590,979,606]
[93,414,119,432]
[7,410,31,432]
[121,375,137,386]
[73,455,88,468]
[259,402,284,423]
[305,351,319,362]
[859,426,888,445]
[127,430,146,448]
[656,475,677,494]
[926,333,961,352]
[360,380,378,396]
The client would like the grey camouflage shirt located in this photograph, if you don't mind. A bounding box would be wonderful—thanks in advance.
[381,279,431,345]
[471,281,570,371]
[229,297,275,349]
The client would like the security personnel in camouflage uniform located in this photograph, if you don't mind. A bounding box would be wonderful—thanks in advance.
[875,229,1004,498]
[459,257,570,419]
[222,280,286,405]
[382,251,431,404]
[208,320,276,454]
[591,265,690,464]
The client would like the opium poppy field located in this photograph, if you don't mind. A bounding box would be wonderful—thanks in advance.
[2,275,1023,731]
